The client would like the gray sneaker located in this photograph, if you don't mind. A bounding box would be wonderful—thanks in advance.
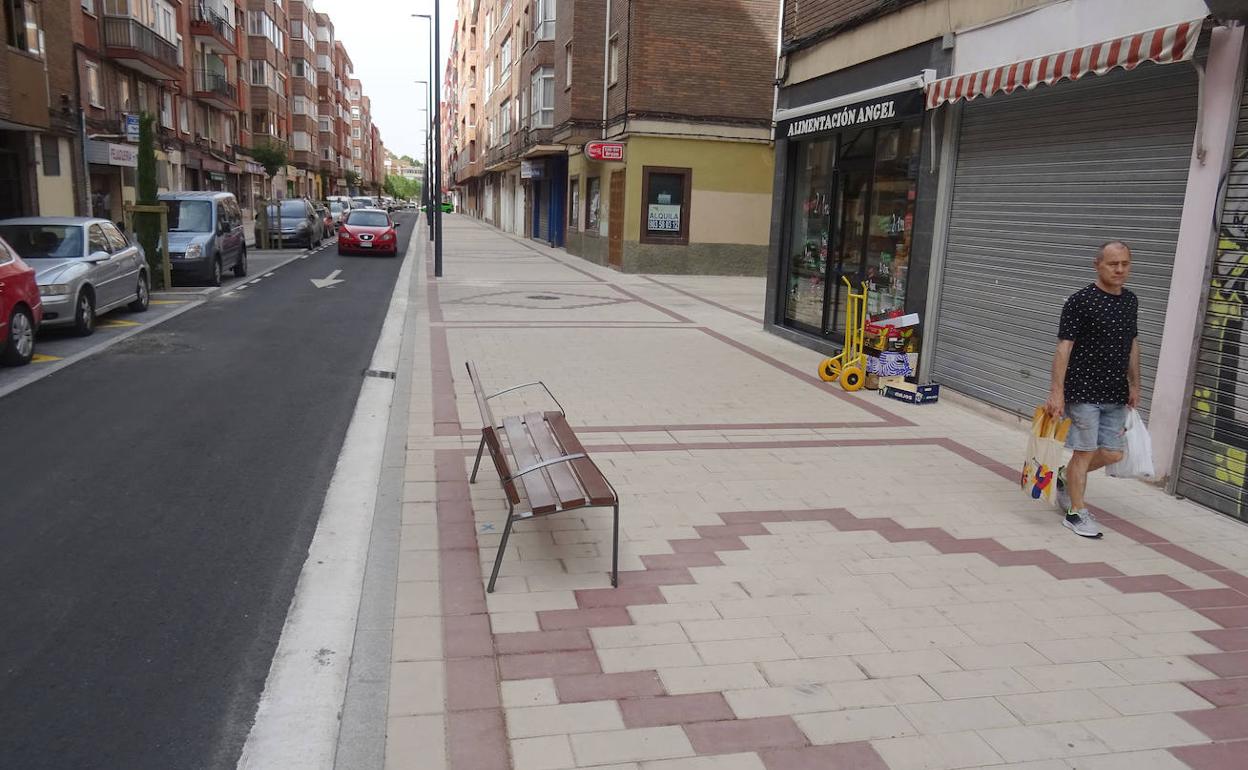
[1064,510,1102,538]
[1055,468,1072,512]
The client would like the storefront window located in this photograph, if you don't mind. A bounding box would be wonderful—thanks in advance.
[568,178,579,229]
[586,177,600,232]
[780,116,922,339]
[784,138,834,331]
[865,122,920,321]
[641,166,690,245]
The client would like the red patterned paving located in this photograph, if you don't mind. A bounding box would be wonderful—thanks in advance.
[424,251,1248,769]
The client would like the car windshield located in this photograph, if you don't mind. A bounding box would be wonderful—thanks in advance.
[0,224,84,258]
[346,211,389,227]
[353,198,374,207]
[266,200,308,217]
[167,200,215,232]
[329,202,346,213]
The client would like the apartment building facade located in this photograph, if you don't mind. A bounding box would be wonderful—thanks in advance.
[3,0,383,225]
[446,0,778,274]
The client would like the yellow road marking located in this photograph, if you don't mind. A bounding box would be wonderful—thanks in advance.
[96,319,141,329]
[32,353,61,363]
[150,299,188,305]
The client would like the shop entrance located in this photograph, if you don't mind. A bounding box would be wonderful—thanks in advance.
[782,120,920,339]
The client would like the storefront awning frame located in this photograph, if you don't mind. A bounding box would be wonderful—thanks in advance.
[774,70,936,124]
[925,17,1204,110]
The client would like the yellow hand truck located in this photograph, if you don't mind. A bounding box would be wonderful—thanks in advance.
[817,277,869,391]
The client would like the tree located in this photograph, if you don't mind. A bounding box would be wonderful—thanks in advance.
[345,170,362,193]
[250,141,288,196]
[135,113,163,286]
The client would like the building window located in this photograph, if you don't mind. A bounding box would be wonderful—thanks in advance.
[161,92,173,128]
[533,0,554,41]
[484,61,493,95]
[500,35,511,76]
[6,0,41,55]
[352,126,361,139]
[529,66,553,128]
[500,98,510,141]
[40,137,60,176]
[586,177,600,232]
[565,41,573,90]
[81,0,96,14]
[568,177,579,229]
[85,61,103,108]
[640,166,691,246]
[608,36,619,85]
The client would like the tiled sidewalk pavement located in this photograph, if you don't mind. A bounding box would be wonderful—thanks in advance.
[386,215,1248,770]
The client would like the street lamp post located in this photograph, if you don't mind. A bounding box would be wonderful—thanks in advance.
[412,11,443,277]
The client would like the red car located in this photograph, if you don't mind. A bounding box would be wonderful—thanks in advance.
[0,235,41,366]
[337,209,400,256]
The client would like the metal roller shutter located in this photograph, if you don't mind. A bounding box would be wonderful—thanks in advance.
[932,63,1197,417]
[537,180,551,242]
[1176,73,1248,523]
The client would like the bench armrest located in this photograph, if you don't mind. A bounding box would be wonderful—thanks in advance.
[504,453,587,481]
[485,381,566,415]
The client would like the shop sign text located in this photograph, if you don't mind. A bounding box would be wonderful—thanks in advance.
[584,141,625,162]
[779,90,923,140]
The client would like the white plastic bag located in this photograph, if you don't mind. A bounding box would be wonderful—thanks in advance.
[1105,409,1154,479]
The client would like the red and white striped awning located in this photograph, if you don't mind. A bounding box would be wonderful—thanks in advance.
[925,18,1203,109]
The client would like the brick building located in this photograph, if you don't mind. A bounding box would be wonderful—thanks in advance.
[0,1,384,226]
[446,0,778,273]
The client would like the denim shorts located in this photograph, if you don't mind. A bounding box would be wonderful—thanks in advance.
[1065,402,1128,452]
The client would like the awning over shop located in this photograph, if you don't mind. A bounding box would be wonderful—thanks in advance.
[925,17,1203,109]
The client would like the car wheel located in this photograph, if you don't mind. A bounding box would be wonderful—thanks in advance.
[209,258,222,287]
[233,246,248,278]
[128,272,150,312]
[0,305,35,366]
[73,290,96,337]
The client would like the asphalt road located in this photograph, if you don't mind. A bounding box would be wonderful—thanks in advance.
[0,213,416,769]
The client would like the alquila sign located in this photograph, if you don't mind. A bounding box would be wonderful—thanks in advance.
[777,89,924,140]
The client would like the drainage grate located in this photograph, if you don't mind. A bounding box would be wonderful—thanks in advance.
[526,294,561,301]
[363,368,397,379]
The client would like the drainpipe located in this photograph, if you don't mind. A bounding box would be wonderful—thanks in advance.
[771,1,787,142]
[601,0,611,139]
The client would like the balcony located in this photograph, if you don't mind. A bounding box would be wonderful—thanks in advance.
[190,4,237,55]
[103,16,183,80]
[193,69,240,111]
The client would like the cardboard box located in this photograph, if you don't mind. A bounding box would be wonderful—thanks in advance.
[883,382,941,404]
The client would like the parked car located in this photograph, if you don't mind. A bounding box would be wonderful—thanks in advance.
[158,191,248,287]
[326,199,351,228]
[317,204,335,236]
[0,217,149,337]
[0,235,41,366]
[256,198,325,250]
[337,209,400,257]
[351,196,377,210]
[421,201,454,213]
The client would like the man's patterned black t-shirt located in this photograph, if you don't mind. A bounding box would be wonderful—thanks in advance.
[1058,284,1138,405]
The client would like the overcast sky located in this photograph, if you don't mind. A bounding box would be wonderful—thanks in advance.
[311,0,456,161]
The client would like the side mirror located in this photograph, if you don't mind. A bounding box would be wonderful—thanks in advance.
[392,221,401,228]
[87,250,111,263]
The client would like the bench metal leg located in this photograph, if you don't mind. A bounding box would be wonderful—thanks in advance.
[487,505,515,593]
[470,434,486,484]
[611,502,620,588]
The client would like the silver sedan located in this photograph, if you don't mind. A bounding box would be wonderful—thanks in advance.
[0,217,150,336]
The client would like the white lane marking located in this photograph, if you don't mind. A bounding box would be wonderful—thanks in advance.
[264,272,276,278]
[310,269,345,289]
[236,234,414,770]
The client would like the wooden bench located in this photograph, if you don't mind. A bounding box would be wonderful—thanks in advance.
[465,361,619,593]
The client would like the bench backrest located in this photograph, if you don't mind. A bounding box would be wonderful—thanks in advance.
[466,361,522,505]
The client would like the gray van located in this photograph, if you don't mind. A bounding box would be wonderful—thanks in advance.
[158,191,247,286]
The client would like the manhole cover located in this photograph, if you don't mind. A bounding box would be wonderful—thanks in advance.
[526,294,561,300]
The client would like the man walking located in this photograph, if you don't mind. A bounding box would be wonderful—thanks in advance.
[1045,241,1141,538]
